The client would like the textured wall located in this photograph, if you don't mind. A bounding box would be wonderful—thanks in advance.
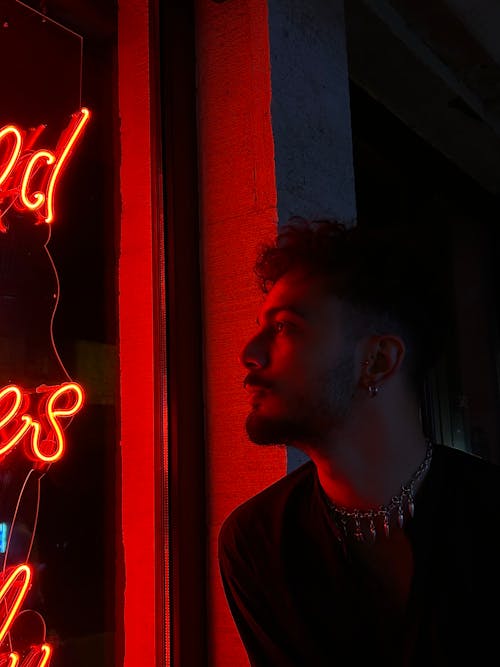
[196,1,286,665]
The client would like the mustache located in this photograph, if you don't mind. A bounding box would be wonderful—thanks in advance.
[243,374,273,390]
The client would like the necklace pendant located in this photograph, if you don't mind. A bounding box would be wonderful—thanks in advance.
[326,442,432,545]
[369,518,376,542]
[408,497,415,518]
[354,516,364,542]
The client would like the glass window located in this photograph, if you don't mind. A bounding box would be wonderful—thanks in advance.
[0,2,117,664]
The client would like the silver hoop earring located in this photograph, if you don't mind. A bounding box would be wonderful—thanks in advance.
[368,385,379,398]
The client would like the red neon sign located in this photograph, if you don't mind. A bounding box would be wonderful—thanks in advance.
[0,382,84,664]
[0,102,89,666]
[1,645,52,667]
[0,565,52,664]
[0,383,84,664]
[0,566,32,647]
[0,108,90,228]
[0,383,84,463]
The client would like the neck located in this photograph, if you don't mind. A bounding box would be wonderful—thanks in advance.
[300,391,429,511]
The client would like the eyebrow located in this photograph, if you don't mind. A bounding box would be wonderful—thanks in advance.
[256,305,307,326]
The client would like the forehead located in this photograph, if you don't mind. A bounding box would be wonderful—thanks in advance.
[258,268,343,322]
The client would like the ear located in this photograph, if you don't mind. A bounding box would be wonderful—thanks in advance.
[358,334,406,389]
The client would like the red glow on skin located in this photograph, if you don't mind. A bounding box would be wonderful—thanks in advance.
[0,383,84,462]
[0,108,90,228]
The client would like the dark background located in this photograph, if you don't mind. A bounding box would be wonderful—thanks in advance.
[350,79,500,465]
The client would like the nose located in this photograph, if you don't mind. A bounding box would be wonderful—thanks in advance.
[239,331,269,369]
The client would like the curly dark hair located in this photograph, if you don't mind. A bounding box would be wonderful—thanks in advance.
[254,217,451,391]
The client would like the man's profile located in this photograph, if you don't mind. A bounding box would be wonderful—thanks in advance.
[218,218,500,666]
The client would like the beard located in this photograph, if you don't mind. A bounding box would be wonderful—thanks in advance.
[245,350,356,447]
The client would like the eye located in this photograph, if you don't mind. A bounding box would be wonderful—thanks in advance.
[273,320,289,334]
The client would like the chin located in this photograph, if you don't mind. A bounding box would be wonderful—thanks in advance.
[245,412,299,446]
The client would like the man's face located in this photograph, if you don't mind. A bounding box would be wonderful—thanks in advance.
[240,268,359,448]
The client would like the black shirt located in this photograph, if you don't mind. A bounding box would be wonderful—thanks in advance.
[219,445,500,666]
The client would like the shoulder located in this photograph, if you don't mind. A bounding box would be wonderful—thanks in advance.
[218,461,316,559]
[430,445,500,588]
[432,443,500,508]
[433,443,500,480]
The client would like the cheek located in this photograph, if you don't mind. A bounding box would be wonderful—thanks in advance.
[271,333,347,384]
[274,348,322,387]
[298,350,355,394]
[271,339,306,369]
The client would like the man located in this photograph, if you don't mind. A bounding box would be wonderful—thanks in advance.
[218,218,500,666]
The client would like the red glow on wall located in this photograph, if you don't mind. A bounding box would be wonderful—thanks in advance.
[196,1,283,664]
[0,108,90,227]
[0,382,84,463]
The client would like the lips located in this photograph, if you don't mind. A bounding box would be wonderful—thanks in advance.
[243,374,272,393]
[243,376,272,407]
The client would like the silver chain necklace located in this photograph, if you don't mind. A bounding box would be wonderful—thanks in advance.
[325,441,433,542]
